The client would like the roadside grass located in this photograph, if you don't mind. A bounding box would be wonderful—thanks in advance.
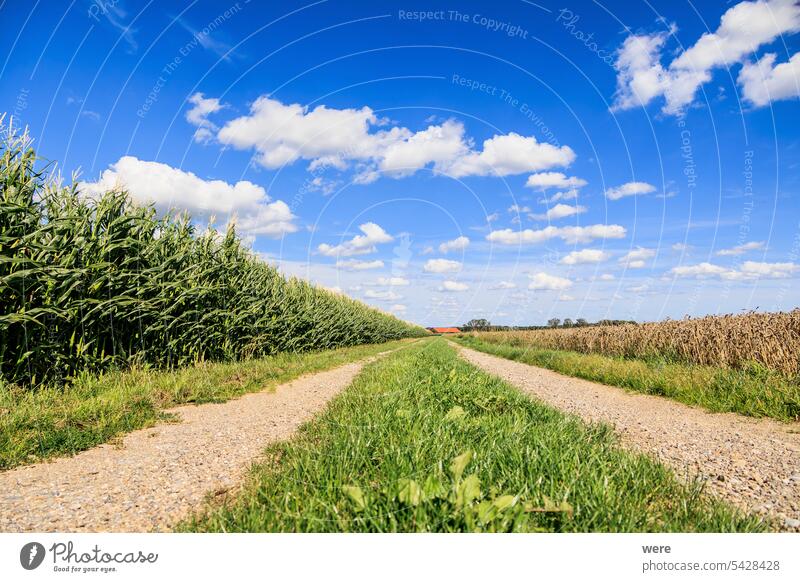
[0,340,412,471]
[183,339,764,532]
[454,335,800,422]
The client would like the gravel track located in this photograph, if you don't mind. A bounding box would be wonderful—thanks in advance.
[0,357,381,532]
[457,345,800,530]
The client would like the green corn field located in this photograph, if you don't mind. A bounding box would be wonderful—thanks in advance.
[0,126,426,388]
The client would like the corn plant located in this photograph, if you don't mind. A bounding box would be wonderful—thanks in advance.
[0,123,426,387]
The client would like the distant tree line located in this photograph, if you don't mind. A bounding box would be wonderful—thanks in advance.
[461,318,636,331]
[544,318,636,328]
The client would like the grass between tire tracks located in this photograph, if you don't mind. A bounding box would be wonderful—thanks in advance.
[183,338,764,532]
[454,335,800,422]
[0,339,412,470]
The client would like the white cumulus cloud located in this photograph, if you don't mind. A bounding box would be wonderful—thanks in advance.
[213,96,577,181]
[379,120,470,177]
[670,262,731,278]
[487,224,626,245]
[736,261,798,279]
[439,280,469,292]
[612,0,800,113]
[525,172,588,191]
[438,236,470,254]
[605,181,656,201]
[218,96,382,169]
[738,52,800,106]
[186,92,225,142]
[424,258,462,273]
[619,247,656,268]
[561,249,611,265]
[670,260,798,280]
[716,241,766,256]
[528,272,573,291]
[531,203,587,221]
[444,133,576,177]
[318,222,393,257]
[79,156,297,238]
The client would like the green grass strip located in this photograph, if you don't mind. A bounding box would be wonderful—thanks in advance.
[184,338,764,532]
[454,335,800,422]
[0,340,411,470]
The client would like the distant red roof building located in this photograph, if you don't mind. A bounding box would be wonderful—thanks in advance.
[428,327,461,334]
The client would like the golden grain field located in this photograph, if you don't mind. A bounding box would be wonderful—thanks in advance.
[470,310,800,377]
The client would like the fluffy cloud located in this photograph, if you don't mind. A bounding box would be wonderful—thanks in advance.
[736,261,798,279]
[673,0,800,71]
[439,280,469,292]
[186,92,224,143]
[670,262,731,278]
[612,31,675,111]
[214,96,576,180]
[605,181,656,201]
[445,133,576,177]
[439,236,470,254]
[79,156,297,238]
[486,224,626,245]
[379,120,469,177]
[612,0,800,113]
[738,52,800,106]
[525,172,587,190]
[318,222,393,257]
[218,96,382,169]
[424,258,462,273]
[670,260,798,280]
[376,276,410,286]
[619,247,656,268]
[716,241,766,256]
[231,203,297,237]
[336,259,385,271]
[389,304,407,313]
[528,272,573,291]
[531,203,587,221]
[560,248,611,265]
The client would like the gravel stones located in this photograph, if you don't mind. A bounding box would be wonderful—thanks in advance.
[0,360,374,532]
[457,345,800,531]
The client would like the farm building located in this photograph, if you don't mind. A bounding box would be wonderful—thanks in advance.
[427,327,461,334]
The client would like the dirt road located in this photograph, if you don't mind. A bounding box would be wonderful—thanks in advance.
[457,345,800,530]
[0,358,376,532]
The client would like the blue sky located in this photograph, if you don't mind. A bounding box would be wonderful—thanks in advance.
[2,0,799,326]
